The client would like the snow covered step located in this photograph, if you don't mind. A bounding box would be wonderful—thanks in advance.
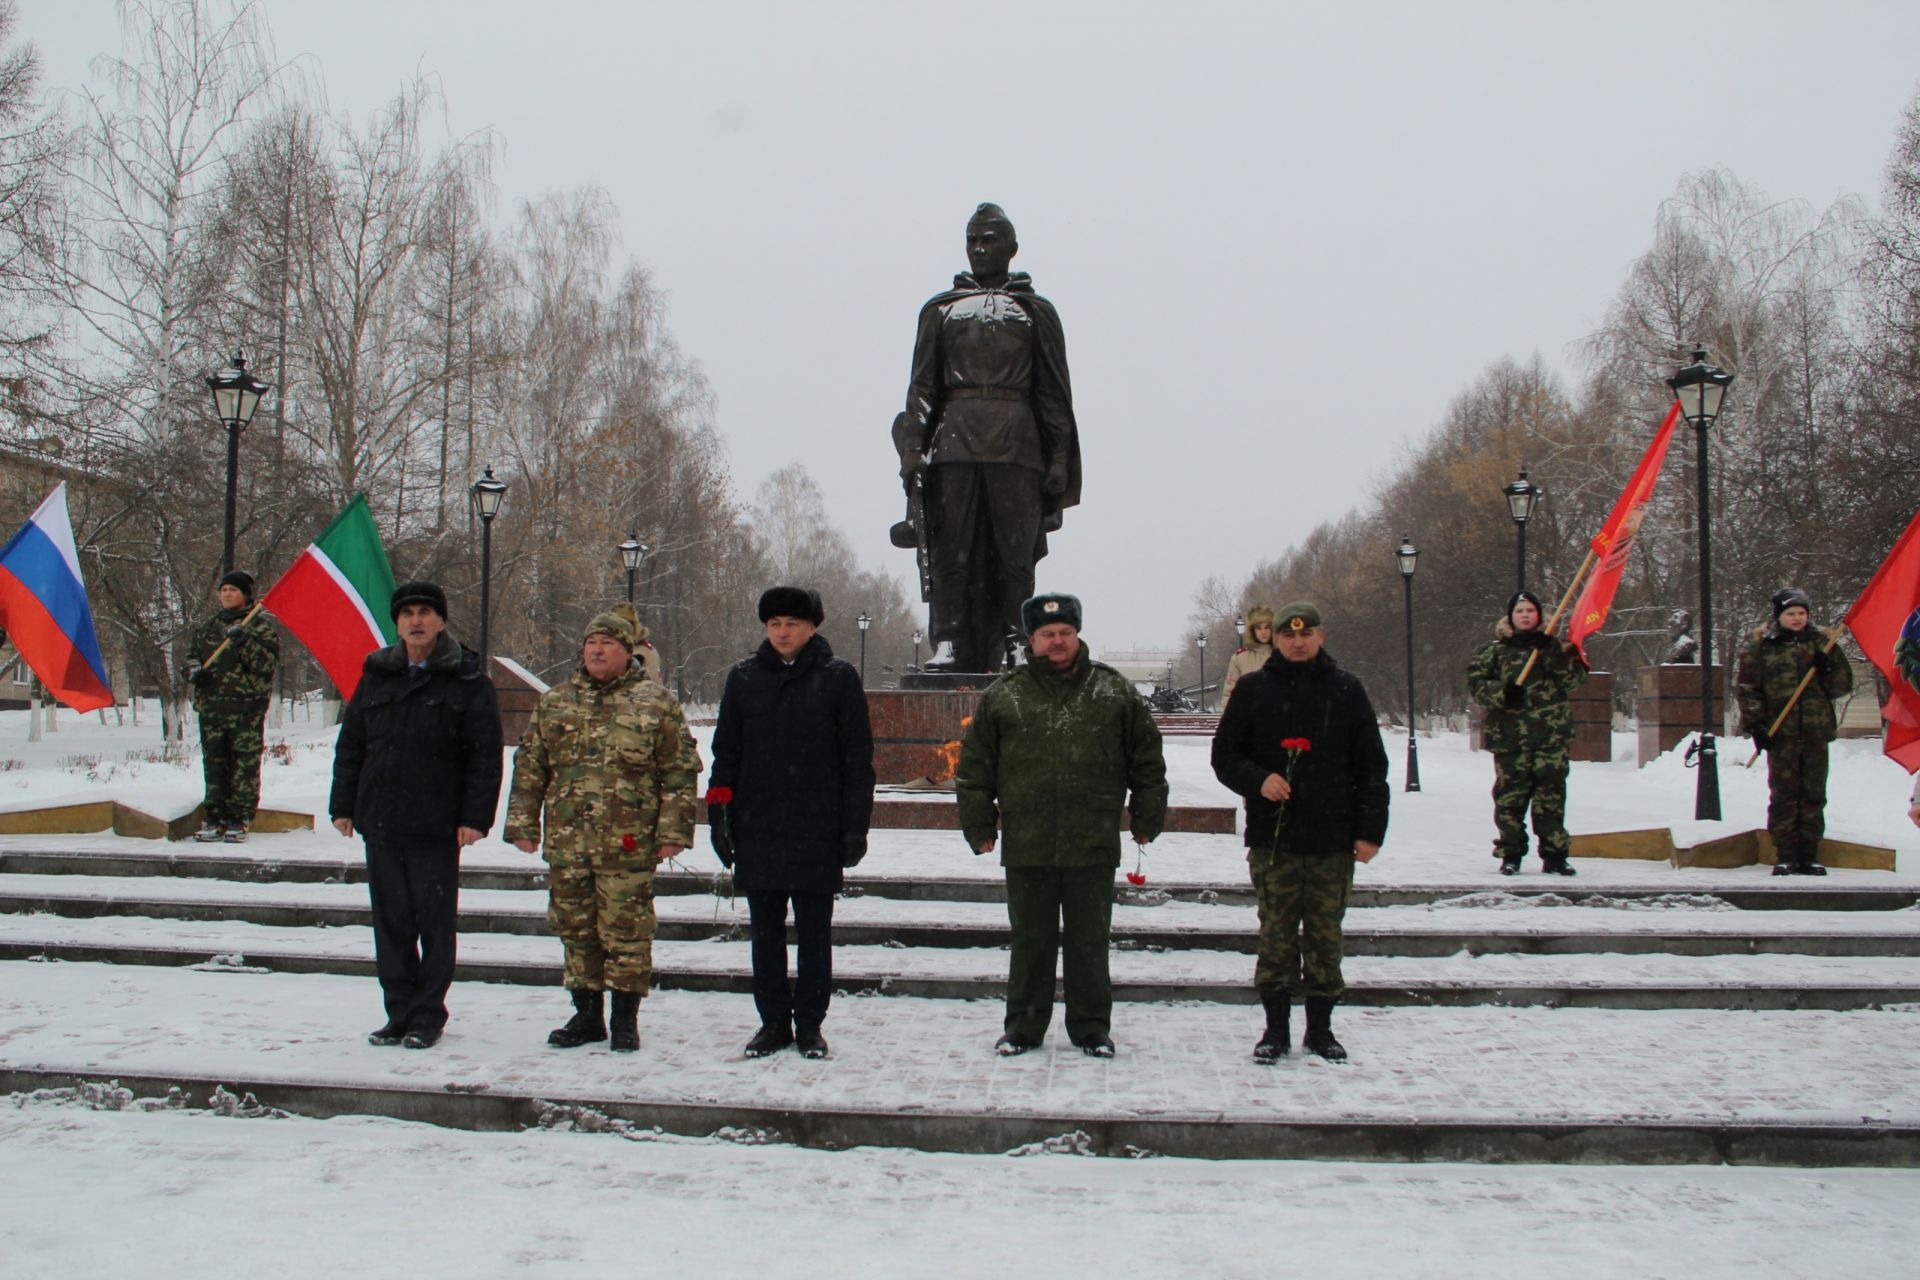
[6,845,1918,912]
[3,960,1916,1165]
[8,873,1920,957]
[5,913,1920,1010]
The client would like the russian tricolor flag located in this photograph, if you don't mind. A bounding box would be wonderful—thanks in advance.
[0,483,114,712]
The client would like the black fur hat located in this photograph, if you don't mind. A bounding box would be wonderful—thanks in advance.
[758,586,824,626]
[390,581,449,621]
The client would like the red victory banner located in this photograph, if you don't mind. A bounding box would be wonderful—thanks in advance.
[1564,401,1683,658]
[1844,506,1920,773]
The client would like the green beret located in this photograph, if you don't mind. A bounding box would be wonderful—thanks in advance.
[1275,601,1322,634]
[584,611,636,651]
[1020,592,1082,634]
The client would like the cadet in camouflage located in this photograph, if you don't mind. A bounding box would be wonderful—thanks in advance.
[1735,588,1854,875]
[185,571,279,842]
[1466,591,1587,876]
[506,611,701,1051]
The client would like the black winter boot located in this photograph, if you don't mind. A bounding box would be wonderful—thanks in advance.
[1254,992,1291,1063]
[745,1022,794,1058]
[608,991,641,1053]
[1303,996,1347,1062]
[1541,854,1577,876]
[796,1024,829,1059]
[1796,842,1828,876]
[548,989,606,1048]
[1499,855,1523,876]
[1771,846,1796,876]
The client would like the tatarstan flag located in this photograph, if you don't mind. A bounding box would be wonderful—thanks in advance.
[261,494,397,699]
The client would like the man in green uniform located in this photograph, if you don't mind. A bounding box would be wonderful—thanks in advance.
[184,571,279,843]
[1736,587,1854,876]
[506,611,702,1052]
[957,592,1167,1058]
[1466,591,1588,876]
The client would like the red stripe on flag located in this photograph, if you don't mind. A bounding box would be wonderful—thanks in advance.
[261,552,384,700]
[0,566,115,711]
[1565,402,1683,657]
[1844,506,1920,773]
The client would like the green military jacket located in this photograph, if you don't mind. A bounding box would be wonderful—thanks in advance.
[1735,624,1853,745]
[504,665,702,870]
[1466,620,1587,756]
[956,644,1169,868]
[188,607,279,713]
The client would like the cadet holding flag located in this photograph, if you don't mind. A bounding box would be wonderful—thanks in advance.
[507,612,701,1052]
[185,570,279,842]
[1466,591,1588,877]
[1736,588,1853,876]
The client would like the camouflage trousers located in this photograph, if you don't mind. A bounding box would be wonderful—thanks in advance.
[547,861,657,995]
[1491,750,1570,862]
[1764,736,1830,850]
[199,707,267,825]
[1248,847,1355,999]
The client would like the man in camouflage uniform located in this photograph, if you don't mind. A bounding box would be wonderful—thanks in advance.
[1466,591,1588,876]
[1212,602,1389,1062]
[506,611,701,1052]
[1736,587,1853,876]
[185,571,279,843]
[957,592,1166,1058]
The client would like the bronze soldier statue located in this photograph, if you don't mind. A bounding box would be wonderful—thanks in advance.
[893,203,1082,674]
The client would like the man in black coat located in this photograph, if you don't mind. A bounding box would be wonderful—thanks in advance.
[1211,602,1388,1063]
[708,587,876,1060]
[330,582,503,1049]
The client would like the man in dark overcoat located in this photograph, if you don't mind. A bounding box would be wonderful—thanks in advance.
[330,582,502,1049]
[1211,601,1388,1062]
[707,587,875,1059]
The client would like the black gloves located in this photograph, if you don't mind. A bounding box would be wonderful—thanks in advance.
[1520,630,1552,650]
[1502,682,1524,709]
[1751,726,1772,752]
[708,803,735,868]
[185,665,208,687]
[1812,649,1836,675]
[841,834,868,868]
[225,623,248,642]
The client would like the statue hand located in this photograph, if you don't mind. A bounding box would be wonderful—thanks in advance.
[1043,461,1069,496]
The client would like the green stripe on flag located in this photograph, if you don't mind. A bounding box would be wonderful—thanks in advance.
[315,493,398,645]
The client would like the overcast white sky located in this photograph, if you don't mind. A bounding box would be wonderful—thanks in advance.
[20,1,1920,650]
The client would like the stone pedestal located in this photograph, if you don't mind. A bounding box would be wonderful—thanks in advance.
[1636,664,1724,767]
[867,689,984,785]
[1467,671,1612,762]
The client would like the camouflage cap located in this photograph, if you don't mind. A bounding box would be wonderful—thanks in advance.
[584,611,636,651]
[1275,601,1322,633]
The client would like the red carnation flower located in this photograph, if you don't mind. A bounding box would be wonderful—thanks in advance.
[1125,871,1146,887]
[704,786,734,805]
[621,833,637,852]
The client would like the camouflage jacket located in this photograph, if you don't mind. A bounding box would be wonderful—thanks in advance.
[1735,623,1853,745]
[504,665,702,869]
[1466,620,1587,756]
[957,642,1168,868]
[188,607,279,712]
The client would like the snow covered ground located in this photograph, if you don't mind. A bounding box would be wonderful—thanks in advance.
[4,702,1920,1277]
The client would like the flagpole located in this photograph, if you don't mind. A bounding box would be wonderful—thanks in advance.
[1515,546,1598,687]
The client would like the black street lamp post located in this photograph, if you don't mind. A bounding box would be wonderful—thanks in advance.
[618,533,648,603]
[911,629,923,671]
[471,466,508,665]
[204,351,270,574]
[1195,633,1208,713]
[1397,535,1421,793]
[857,611,872,685]
[1669,347,1735,821]
[1504,466,1540,593]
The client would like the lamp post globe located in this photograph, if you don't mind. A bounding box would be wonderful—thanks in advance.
[856,611,872,685]
[1667,347,1735,821]
[618,533,648,603]
[205,351,271,574]
[1397,535,1421,793]
[911,629,923,671]
[1504,466,1539,593]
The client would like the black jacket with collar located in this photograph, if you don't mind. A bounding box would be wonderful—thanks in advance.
[708,633,875,894]
[329,631,503,843]
[1211,648,1390,855]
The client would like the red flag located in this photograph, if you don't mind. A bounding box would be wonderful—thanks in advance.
[1564,402,1683,656]
[1843,506,1920,773]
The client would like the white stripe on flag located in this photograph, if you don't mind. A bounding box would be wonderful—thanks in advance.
[309,545,386,646]
[29,483,87,584]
